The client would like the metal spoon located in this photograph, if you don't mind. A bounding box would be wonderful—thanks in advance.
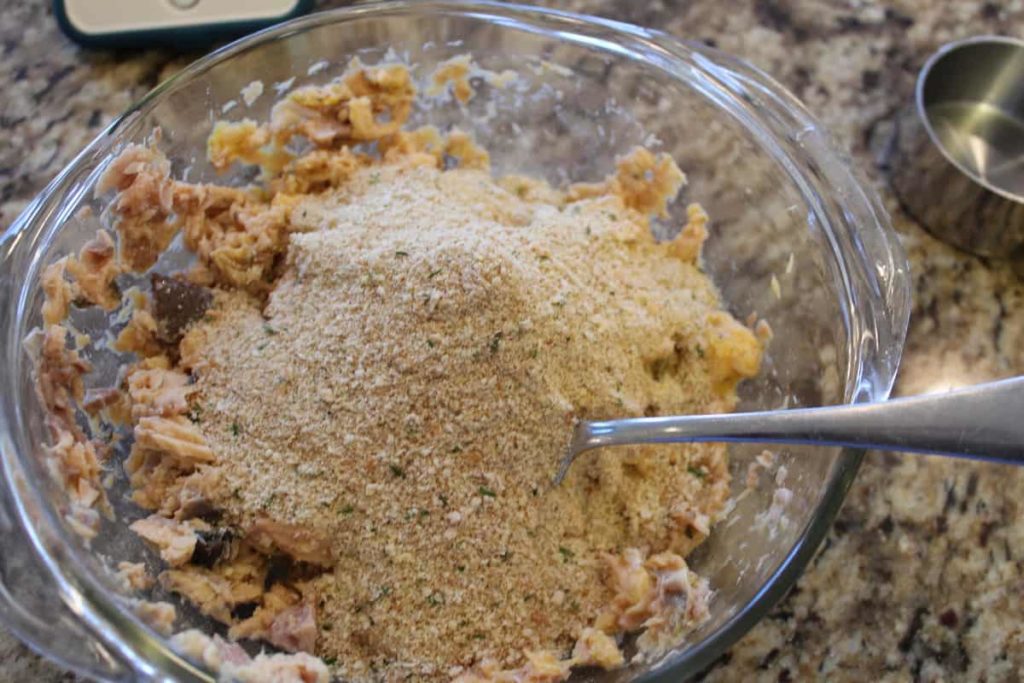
[555,376,1024,484]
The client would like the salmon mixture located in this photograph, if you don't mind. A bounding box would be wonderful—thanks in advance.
[33,57,765,683]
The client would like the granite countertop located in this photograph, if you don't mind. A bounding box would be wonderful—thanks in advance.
[3,0,1024,680]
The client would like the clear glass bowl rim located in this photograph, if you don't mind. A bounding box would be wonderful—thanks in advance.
[0,1,911,681]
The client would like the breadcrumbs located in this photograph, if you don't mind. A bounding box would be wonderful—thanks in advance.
[181,155,758,678]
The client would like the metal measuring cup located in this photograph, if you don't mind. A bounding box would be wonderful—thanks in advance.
[891,36,1024,263]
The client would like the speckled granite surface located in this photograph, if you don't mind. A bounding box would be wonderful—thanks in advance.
[3,0,1024,681]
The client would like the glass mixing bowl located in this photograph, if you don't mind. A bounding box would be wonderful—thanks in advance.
[0,2,910,681]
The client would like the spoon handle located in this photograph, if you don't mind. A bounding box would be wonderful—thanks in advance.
[571,376,1024,463]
